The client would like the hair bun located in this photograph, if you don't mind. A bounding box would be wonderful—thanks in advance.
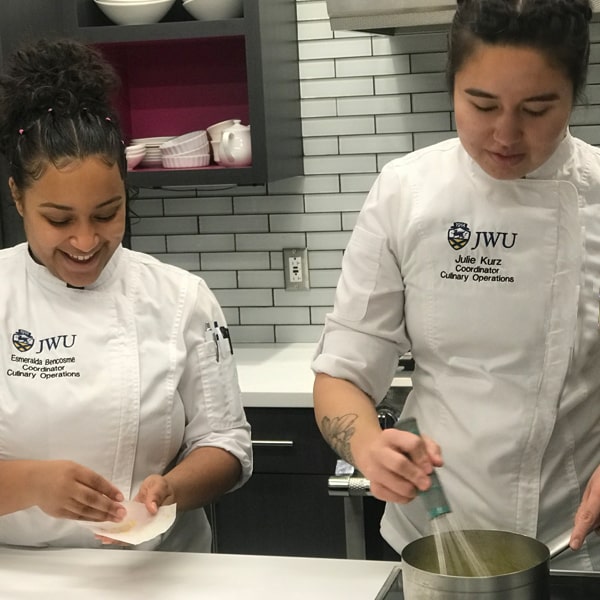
[4,38,119,123]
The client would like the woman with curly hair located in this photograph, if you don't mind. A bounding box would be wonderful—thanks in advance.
[313,0,600,570]
[0,38,252,552]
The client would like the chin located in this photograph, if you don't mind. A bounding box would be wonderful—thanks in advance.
[58,269,102,288]
[481,162,529,181]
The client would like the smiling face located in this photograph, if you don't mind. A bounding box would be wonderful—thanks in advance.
[12,156,126,287]
[453,43,574,180]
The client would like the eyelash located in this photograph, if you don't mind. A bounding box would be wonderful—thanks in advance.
[473,104,549,117]
[46,213,118,227]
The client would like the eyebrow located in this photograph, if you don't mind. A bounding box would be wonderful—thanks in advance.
[464,88,560,102]
[38,196,123,211]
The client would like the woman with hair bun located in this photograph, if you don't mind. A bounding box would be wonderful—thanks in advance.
[0,38,252,552]
[313,0,600,569]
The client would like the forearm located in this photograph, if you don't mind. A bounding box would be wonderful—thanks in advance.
[313,372,382,470]
[164,446,242,511]
[0,460,38,515]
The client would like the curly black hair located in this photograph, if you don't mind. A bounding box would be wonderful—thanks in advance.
[447,0,592,101]
[0,38,127,189]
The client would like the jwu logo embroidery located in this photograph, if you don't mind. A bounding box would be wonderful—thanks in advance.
[11,329,77,353]
[447,222,518,251]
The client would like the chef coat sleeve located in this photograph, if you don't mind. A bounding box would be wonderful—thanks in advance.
[177,277,252,490]
[312,164,411,404]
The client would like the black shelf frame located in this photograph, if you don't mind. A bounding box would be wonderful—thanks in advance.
[60,0,303,188]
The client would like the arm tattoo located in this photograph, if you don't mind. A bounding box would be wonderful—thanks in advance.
[321,413,358,466]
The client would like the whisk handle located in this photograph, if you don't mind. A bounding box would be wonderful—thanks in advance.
[395,417,452,520]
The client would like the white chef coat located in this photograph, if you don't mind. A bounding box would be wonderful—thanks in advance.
[312,132,600,570]
[0,244,252,552]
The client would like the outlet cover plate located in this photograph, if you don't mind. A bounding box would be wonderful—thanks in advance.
[283,247,310,291]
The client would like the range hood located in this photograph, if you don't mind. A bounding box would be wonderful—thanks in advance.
[326,0,600,35]
[325,0,456,35]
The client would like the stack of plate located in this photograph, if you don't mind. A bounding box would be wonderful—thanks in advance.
[159,130,210,168]
[131,136,175,168]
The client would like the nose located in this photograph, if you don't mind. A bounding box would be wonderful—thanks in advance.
[493,111,522,147]
[69,222,99,253]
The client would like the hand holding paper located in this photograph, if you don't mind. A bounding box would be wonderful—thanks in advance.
[78,500,177,545]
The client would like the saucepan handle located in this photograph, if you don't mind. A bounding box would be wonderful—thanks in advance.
[546,529,573,560]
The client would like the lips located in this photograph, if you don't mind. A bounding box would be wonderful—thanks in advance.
[58,248,106,286]
[488,150,526,167]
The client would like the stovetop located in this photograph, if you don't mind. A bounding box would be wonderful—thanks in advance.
[376,567,600,599]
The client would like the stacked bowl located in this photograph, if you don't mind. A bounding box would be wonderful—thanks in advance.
[94,0,176,26]
[125,143,146,170]
[160,130,210,168]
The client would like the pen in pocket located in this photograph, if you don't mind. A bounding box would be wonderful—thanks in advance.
[205,322,220,362]
[219,325,234,354]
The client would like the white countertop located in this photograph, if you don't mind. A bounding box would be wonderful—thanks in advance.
[0,547,400,599]
[235,343,412,408]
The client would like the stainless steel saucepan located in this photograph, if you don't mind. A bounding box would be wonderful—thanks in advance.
[401,528,580,600]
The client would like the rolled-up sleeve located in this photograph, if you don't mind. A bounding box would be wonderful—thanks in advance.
[178,279,252,490]
[312,166,412,403]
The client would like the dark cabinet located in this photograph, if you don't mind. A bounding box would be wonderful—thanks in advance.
[0,0,303,189]
[211,407,349,558]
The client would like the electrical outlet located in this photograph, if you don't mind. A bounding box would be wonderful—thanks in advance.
[283,248,310,291]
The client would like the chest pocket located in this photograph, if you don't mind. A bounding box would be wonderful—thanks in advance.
[334,226,384,322]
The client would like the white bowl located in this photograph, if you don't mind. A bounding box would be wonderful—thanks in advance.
[182,0,243,21]
[126,152,146,161]
[167,144,210,157]
[160,130,208,156]
[162,153,210,168]
[206,119,236,141]
[127,153,145,170]
[94,0,176,25]
[126,143,146,154]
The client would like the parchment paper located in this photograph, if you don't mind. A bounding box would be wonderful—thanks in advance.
[77,501,177,544]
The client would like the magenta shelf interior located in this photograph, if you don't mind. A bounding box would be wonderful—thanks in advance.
[97,36,249,144]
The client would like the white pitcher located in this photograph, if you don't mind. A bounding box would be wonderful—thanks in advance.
[220,120,252,167]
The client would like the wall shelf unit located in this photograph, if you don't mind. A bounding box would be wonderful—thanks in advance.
[62,0,303,188]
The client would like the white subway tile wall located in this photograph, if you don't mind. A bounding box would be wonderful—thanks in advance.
[130,1,600,344]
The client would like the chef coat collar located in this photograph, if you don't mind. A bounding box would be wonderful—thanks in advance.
[26,244,124,292]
